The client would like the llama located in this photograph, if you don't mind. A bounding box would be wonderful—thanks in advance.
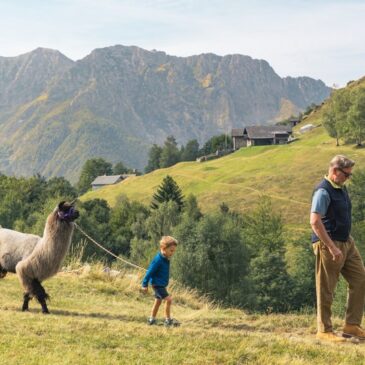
[0,201,79,313]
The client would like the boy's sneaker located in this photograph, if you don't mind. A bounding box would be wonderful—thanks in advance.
[164,318,180,327]
[316,331,346,342]
[147,317,157,325]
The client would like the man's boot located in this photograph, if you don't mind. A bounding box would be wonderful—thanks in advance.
[342,324,365,340]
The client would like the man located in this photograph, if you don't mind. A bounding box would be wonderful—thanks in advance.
[310,155,365,342]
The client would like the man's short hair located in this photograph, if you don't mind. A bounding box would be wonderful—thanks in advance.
[329,155,355,169]
[160,236,178,249]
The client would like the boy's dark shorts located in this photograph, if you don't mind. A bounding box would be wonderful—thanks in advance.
[152,286,169,299]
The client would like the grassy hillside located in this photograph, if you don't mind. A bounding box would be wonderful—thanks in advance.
[1,265,365,365]
[82,77,365,229]
[82,122,365,228]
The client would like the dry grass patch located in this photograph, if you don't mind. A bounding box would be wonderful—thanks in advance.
[2,266,365,364]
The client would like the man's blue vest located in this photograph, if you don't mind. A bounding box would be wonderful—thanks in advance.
[311,178,352,243]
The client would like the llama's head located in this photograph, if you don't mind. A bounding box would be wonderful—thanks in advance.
[57,201,79,223]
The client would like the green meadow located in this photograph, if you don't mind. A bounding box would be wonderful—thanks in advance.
[82,120,365,228]
[2,266,365,365]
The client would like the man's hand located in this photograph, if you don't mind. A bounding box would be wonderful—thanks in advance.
[310,212,344,262]
[140,286,148,294]
[328,245,343,262]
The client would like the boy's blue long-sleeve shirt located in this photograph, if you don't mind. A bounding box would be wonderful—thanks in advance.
[142,252,170,287]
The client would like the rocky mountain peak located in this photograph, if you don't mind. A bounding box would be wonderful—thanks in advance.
[0,45,331,181]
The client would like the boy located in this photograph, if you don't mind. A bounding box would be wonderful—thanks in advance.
[141,236,180,327]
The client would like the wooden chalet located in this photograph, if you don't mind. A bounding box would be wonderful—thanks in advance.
[91,174,136,190]
[231,125,292,150]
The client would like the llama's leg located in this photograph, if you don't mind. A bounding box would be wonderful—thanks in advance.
[22,293,31,311]
[0,265,7,279]
[38,293,49,314]
[38,295,49,314]
[16,262,34,312]
[32,279,50,314]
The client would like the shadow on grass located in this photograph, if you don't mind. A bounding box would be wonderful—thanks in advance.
[3,306,146,323]
[219,323,256,332]
[51,309,144,322]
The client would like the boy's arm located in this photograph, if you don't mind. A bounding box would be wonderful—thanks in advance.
[141,256,161,288]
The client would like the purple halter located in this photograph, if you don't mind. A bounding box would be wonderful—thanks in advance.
[58,206,76,222]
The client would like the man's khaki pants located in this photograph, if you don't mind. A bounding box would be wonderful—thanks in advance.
[314,238,365,332]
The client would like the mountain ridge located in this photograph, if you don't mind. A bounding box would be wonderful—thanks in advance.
[0,45,331,181]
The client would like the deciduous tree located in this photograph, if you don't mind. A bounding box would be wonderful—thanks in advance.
[145,144,162,173]
[159,135,180,168]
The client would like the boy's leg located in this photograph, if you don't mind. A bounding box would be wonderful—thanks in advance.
[164,295,172,319]
[163,295,180,327]
[151,299,162,318]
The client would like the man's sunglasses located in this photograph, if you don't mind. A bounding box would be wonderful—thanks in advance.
[336,167,352,178]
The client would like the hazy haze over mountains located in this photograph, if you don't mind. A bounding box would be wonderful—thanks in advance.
[0,45,331,182]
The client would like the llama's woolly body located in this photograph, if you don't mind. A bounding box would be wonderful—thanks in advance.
[0,230,40,272]
[0,202,79,313]
[16,209,75,287]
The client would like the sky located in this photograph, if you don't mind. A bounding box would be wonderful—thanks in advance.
[0,0,364,87]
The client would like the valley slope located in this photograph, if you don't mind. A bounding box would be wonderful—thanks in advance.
[82,78,365,227]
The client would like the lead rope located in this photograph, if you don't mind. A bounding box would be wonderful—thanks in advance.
[74,223,147,272]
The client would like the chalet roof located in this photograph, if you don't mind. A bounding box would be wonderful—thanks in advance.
[91,175,123,185]
[232,125,292,139]
[231,128,245,137]
[244,125,291,139]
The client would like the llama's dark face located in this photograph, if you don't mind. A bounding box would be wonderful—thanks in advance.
[57,201,80,222]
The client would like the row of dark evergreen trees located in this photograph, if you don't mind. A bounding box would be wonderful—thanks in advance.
[145,134,233,173]
[76,134,233,194]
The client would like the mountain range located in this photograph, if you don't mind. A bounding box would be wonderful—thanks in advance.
[0,45,331,182]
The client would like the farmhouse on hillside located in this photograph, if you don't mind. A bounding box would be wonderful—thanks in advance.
[91,174,136,190]
[231,125,292,150]
[288,118,300,127]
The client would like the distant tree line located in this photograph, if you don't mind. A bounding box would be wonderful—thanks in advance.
[323,86,365,146]
[0,174,78,231]
[73,134,234,195]
[145,134,233,173]
[77,158,140,194]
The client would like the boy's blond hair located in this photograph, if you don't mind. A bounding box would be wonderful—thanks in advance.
[160,236,178,249]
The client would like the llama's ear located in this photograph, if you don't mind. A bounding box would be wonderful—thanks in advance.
[58,201,66,210]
